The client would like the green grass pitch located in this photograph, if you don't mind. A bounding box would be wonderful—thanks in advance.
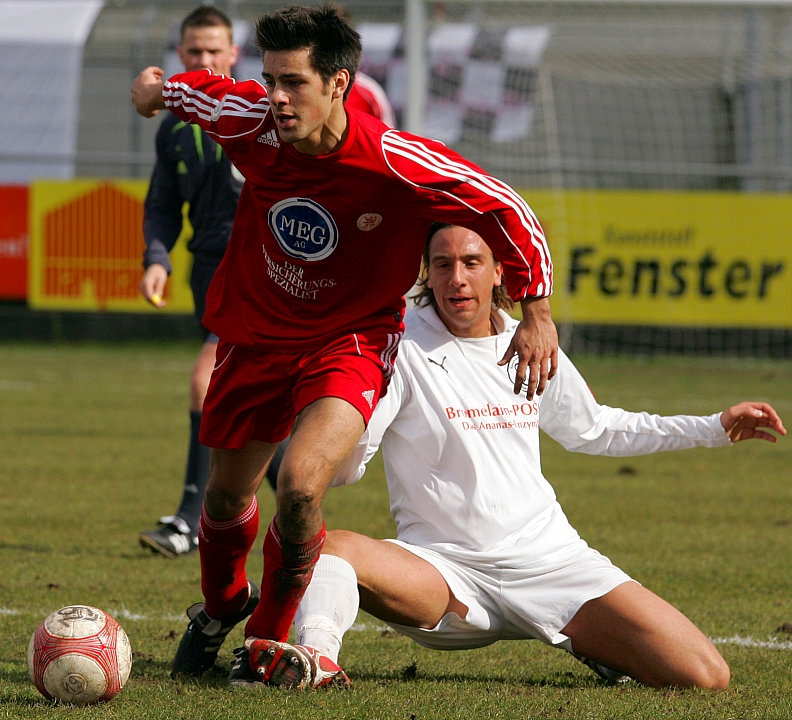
[1,341,791,719]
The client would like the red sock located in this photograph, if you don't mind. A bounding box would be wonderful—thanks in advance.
[245,517,326,642]
[199,497,259,619]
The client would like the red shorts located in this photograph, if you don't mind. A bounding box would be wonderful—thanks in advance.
[199,331,400,449]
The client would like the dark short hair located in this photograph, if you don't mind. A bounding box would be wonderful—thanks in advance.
[413,223,514,311]
[255,4,361,96]
[181,5,233,40]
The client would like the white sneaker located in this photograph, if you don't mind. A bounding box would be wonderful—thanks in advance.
[245,638,351,690]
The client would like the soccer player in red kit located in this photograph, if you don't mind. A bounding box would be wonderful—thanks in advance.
[131,4,557,687]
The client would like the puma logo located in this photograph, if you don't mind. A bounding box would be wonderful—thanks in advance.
[428,356,448,373]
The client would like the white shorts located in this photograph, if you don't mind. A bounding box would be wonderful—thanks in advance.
[384,540,634,651]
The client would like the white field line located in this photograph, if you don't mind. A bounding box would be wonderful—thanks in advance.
[0,380,36,391]
[710,635,792,651]
[6,607,792,651]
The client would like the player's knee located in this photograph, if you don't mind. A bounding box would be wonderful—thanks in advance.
[696,654,730,690]
[276,453,331,503]
[277,486,321,520]
[681,650,730,689]
[204,484,254,519]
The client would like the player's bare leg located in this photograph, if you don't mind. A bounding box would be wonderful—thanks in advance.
[171,440,274,678]
[561,581,730,688]
[323,530,467,628]
[228,399,366,688]
[204,441,274,519]
[240,534,462,690]
[250,398,366,635]
[274,397,367,543]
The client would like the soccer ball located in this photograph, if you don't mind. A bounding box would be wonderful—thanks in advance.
[27,605,132,705]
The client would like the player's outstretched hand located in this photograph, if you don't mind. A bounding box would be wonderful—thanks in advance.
[131,66,166,118]
[499,297,558,400]
[720,401,786,443]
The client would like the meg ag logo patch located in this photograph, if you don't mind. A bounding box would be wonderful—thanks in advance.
[268,197,338,262]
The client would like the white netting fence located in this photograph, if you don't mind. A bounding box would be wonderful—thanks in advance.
[77,0,792,194]
[60,1,792,354]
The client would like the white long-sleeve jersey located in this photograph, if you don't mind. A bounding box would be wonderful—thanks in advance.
[337,304,731,565]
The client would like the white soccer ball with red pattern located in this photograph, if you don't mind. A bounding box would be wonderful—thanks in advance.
[27,605,132,705]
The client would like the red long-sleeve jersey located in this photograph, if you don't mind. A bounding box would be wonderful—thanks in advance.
[163,70,553,352]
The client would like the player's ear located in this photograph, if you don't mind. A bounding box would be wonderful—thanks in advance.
[493,261,504,287]
[331,69,350,99]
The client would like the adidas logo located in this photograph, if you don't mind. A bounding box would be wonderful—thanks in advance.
[257,129,280,147]
[361,389,375,409]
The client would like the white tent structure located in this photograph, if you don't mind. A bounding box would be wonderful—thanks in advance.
[0,0,103,181]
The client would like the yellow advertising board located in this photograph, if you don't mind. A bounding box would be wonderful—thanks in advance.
[523,190,792,328]
[29,179,194,313]
[28,182,791,328]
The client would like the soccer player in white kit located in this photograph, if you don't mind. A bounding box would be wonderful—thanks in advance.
[246,223,786,690]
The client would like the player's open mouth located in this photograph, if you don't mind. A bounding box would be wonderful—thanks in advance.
[448,296,472,307]
[276,114,296,128]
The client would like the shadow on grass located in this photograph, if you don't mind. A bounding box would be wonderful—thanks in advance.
[0,693,55,710]
[156,662,605,691]
[0,667,55,710]
[0,541,52,553]
[344,664,610,689]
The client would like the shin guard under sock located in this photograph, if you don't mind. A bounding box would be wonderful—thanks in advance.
[199,497,259,619]
[245,518,326,642]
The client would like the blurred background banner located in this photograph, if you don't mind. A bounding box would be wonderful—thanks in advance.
[20,181,791,326]
[0,185,27,300]
[28,180,193,313]
[526,190,792,329]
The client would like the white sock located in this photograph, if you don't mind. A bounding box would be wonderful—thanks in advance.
[294,553,359,663]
